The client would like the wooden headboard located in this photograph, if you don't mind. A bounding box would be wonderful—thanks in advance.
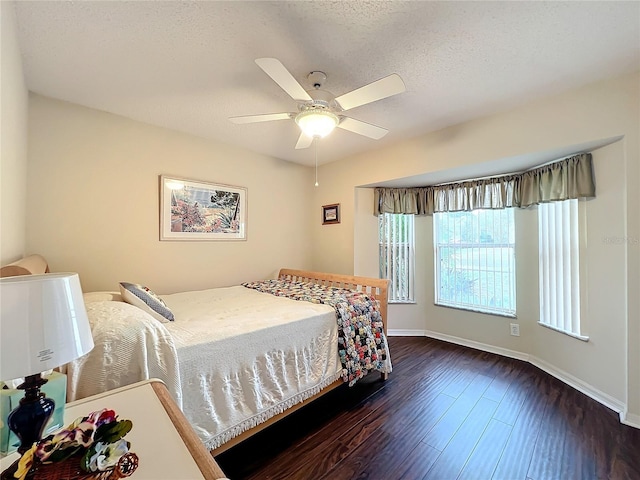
[0,254,49,277]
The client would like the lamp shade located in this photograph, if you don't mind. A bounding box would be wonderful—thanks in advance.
[295,110,339,138]
[0,273,94,381]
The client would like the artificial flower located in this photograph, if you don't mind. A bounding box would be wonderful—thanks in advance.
[24,408,133,474]
[14,444,36,480]
[36,419,97,462]
[86,409,117,428]
[87,439,130,472]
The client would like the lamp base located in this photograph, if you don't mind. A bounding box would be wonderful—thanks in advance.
[7,374,55,455]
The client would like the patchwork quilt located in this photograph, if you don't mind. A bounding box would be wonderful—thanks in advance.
[242,279,390,386]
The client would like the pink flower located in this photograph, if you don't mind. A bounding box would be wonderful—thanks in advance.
[94,409,117,427]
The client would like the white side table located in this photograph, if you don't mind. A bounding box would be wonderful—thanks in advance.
[1,379,227,480]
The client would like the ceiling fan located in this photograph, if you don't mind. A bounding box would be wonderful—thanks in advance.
[229,58,406,149]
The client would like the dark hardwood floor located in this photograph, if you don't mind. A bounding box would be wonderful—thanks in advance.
[215,337,640,480]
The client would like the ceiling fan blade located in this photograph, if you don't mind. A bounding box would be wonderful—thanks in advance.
[335,74,406,111]
[295,132,314,149]
[338,117,389,140]
[229,113,292,124]
[255,58,313,103]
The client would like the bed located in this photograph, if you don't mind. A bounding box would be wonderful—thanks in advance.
[0,256,391,455]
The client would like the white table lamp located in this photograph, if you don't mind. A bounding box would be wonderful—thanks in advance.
[0,273,94,455]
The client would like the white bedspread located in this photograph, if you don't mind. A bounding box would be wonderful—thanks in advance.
[63,301,183,406]
[66,286,343,452]
[161,286,342,450]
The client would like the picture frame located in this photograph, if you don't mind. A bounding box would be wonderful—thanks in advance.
[322,203,340,225]
[160,175,247,241]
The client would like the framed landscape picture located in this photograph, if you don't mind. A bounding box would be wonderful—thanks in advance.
[160,175,247,241]
[322,203,340,225]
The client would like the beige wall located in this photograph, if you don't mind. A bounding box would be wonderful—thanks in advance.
[320,72,640,424]
[26,95,315,293]
[0,1,28,264]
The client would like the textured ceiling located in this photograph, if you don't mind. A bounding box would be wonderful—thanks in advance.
[13,1,640,167]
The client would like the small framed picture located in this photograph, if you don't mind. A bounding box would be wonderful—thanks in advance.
[322,204,340,225]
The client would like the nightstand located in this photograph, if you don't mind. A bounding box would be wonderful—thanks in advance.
[0,379,227,480]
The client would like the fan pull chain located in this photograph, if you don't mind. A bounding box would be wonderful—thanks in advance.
[314,138,319,187]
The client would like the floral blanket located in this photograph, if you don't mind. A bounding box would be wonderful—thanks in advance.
[241,279,389,386]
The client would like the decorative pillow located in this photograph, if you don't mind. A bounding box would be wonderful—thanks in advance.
[119,282,175,323]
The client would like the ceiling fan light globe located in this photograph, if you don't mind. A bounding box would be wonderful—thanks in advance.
[295,110,338,138]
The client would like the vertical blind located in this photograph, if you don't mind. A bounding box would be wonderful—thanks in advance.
[379,214,415,302]
[538,199,581,335]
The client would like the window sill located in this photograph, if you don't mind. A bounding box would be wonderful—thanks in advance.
[435,301,516,318]
[537,321,589,342]
[389,300,417,305]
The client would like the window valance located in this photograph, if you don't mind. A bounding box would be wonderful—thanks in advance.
[374,153,594,215]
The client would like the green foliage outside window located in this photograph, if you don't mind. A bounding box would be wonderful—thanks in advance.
[435,209,515,315]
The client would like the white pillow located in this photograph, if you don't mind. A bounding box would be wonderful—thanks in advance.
[119,282,175,323]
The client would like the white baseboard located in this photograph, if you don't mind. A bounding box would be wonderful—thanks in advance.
[621,411,640,428]
[389,330,638,430]
[528,355,626,415]
[423,330,529,362]
[388,329,426,337]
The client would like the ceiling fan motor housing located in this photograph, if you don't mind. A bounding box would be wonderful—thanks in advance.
[301,89,340,112]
